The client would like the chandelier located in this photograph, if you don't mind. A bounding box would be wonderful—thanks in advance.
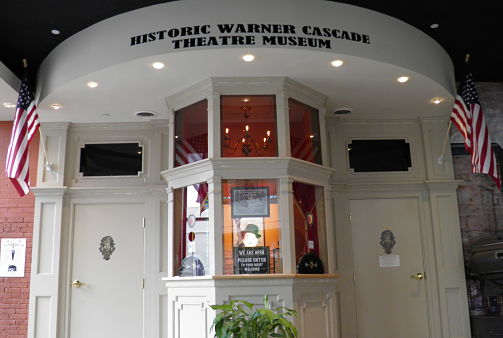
[223,105,273,156]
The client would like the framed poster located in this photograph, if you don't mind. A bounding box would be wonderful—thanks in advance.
[0,238,26,277]
[232,217,265,247]
[231,187,270,218]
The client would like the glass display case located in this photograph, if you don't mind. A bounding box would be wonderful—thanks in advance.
[164,78,333,277]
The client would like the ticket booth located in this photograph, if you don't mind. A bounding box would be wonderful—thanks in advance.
[161,78,339,337]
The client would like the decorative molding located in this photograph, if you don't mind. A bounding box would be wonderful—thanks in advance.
[40,121,71,130]
[31,187,68,197]
[69,120,168,131]
[61,185,168,197]
[165,78,212,112]
[161,157,336,189]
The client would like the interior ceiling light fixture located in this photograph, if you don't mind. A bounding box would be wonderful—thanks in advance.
[331,59,344,67]
[152,62,165,69]
[430,23,439,29]
[50,103,63,110]
[241,54,255,62]
[3,102,16,108]
[87,81,98,88]
[397,76,409,83]
[431,97,444,104]
[51,29,60,35]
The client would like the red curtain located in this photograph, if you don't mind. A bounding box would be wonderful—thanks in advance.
[292,181,319,256]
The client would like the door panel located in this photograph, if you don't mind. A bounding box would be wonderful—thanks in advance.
[69,203,144,338]
[350,198,429,338]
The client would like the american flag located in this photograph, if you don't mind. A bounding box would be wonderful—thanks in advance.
[5,73,40,196]
[451,70,501,189]
[291,135,320,163]
[175,134,209,211]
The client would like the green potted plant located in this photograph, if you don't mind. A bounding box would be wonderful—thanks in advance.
[210,295,297,338]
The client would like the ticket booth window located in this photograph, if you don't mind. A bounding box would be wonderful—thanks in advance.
[173,183,210,276]
[293,181,327,272]
[174,100,208,167]
[221,95,277,158]
[289,98,321,164]
[222,179,281,274]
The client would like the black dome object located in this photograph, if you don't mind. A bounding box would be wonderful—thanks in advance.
[297,252,324,274]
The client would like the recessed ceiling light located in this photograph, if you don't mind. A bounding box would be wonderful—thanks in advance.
[430,97,444,104]
[3,102,16,108]
[51,29,60,35]
[86,81,98,88]
[397,76,409,83]
[241,54,255,62]
[331,59,344,67]
[152,62,165,70]
[430,23,439,29]
[50,103,63,110]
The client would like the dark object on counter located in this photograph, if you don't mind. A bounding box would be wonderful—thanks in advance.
[297,252,324,274]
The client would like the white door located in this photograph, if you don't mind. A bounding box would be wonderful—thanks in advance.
[350,198,429,338]
[69,203,145,338]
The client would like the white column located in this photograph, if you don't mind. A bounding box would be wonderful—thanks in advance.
[324,185,336,273]
[166,187,175,277]
[279,176,295,273]
[167,107,175,170]
[29,121,69,338]
[27,189,66,338]
[319,107,329,166]
[208,176,223,275]
[276,91,290,158]
[209,91,221,158]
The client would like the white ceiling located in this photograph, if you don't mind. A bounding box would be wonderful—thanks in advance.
[27,48,453,123]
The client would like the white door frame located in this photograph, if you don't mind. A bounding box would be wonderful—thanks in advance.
[334,184,470,338]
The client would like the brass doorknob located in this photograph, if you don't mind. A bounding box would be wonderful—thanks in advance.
[410,273,424,280]
[71,280,85,288]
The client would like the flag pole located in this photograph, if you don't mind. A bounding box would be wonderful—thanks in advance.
[437,53,470,165]
[22,58,53,172]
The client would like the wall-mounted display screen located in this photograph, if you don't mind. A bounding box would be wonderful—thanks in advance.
[79,143,143,176]
[348,139,411,172]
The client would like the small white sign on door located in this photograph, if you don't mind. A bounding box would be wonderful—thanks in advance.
[379,254,400,268]
[0,238,26,277]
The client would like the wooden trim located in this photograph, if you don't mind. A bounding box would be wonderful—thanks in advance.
[163,273,340,281]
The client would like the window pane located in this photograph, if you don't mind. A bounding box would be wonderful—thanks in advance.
[293,181,327,273]
[222,179,281,274]
[289,99,321,164]
[174,100,208,167]
[221,95,277,158]
[173,183,209,276]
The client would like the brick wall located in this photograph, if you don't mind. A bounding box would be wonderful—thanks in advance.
[450,82,503,261]
[0,121,38,338]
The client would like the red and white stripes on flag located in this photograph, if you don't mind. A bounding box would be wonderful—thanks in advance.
[450,71,501,189]
[175,134,209,211]
[291,136,319,163]
[5,74,40,196]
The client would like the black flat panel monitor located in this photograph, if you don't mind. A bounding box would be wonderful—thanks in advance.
[79,143,143,176]
[348,139,411,172]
